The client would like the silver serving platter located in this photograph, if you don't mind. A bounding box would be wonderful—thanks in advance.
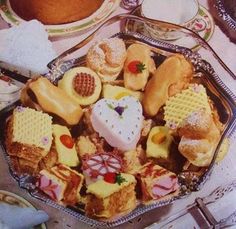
[0,31,236,228]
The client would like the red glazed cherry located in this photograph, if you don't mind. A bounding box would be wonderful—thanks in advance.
[127,60,146,74]
[60,134,74,149]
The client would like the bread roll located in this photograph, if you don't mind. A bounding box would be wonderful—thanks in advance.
[142,54,193,116]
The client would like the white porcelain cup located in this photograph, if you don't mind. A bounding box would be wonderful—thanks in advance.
[141,0,206,40]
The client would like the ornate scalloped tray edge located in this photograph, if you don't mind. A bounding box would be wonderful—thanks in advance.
[0,32,236,228]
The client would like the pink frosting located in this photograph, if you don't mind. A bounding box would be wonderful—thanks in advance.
[152,175,179,198]
[38,174,64,201]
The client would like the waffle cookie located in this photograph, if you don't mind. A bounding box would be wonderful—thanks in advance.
[164,84,211,129]
[5,106,52,174]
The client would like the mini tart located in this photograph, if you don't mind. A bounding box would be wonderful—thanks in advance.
[58,67,102,106]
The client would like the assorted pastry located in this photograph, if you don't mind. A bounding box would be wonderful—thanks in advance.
[4,37,229,220]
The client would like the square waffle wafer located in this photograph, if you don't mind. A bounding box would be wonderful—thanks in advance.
[164,84,211,129]
[5,106,52,174]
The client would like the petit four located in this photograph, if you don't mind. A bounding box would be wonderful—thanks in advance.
[124,44,156,91]
[85,173,136,218]
[5,106,52,174]
[58,67,102,106]
[137,162,179,202]
[38,169,66,202]
[86,38,127,82]
[82,152,123,184]
[76,136,97,158]
[143,54,193,116]
[146,126,173,159]
[90,96,143,151]
[20,77,83,126]
[52,124,79,167]
[123,148,143,174]
[164,84,211,130]
[38,164,84,205]
[102,84,143,101]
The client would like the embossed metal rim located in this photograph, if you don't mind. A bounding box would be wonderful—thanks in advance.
[214,0,236,30]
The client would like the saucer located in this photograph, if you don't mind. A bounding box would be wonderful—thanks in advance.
[124,5,215,50]
[0,190,46,229]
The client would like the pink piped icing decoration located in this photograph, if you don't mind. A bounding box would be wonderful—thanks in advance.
[37,174,63,201]
[41,136,49,145]
[192,84,202,93]
[82,152,123,184]
[166,121,177,130]
[15,106,25,112]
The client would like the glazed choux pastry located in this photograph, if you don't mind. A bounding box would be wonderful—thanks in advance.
[124,43,155,91]
[178,109,221,167]
[86,38,127,82]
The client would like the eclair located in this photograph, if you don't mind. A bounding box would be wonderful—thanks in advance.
[142,54,193,116]
[21,77,83,125]
[124,43,155,91]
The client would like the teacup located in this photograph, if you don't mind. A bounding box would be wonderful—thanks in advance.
[141,0,206,40]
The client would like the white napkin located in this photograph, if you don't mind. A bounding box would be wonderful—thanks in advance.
[0,20,56,75]
[0,203,49,229]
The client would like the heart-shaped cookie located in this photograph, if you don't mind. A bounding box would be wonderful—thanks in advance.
[91,96,143,151]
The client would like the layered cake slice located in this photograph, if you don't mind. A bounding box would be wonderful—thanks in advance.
[85,173,137,218]
[38,164,84,205]
[137,162,179,202]
[5,106,52,174]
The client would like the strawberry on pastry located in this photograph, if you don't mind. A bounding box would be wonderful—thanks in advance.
[90,96,143,151]
[127,60,146,74]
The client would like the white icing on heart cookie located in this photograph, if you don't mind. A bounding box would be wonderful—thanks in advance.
[91,96,143,151]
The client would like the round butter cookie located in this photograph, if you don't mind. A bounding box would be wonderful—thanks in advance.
[58,67,102,106]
